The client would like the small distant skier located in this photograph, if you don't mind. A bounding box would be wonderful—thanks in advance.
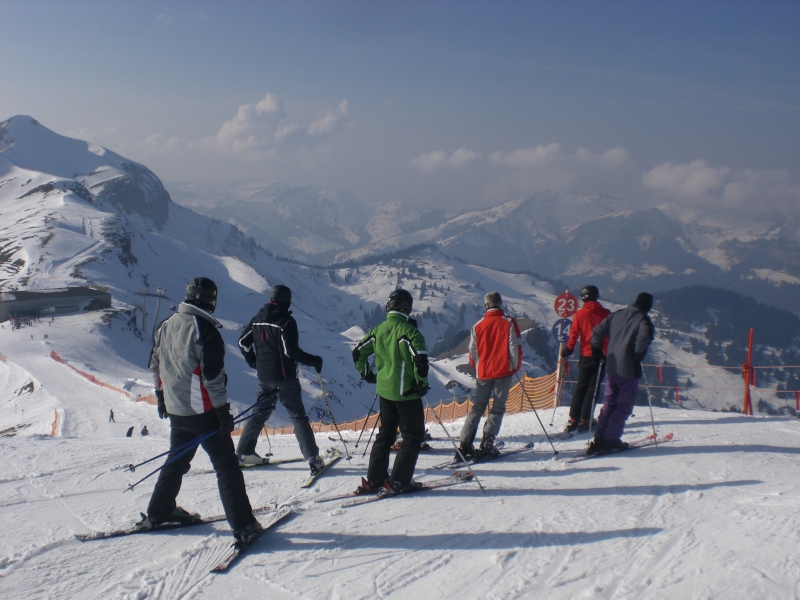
[126,426,134,437]
[588,292,655,454]
[109,409,115,423]
[455,292,522,460]
[236,285,325,472]
[142,277,261,543]
[140,425,149,436]
[352,289,429,493]
[560,285,611,434]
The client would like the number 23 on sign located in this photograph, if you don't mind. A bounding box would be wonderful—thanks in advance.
[554,291,578,318]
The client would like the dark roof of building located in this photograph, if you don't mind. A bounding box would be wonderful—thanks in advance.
[0,286,109,302]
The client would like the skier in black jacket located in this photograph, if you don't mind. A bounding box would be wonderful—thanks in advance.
[237,285,325,471]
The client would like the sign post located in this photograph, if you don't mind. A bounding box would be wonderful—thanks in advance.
[550,291,578,423]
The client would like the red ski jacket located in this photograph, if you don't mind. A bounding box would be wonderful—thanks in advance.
[468,308,522,380]
[567,300,610,356]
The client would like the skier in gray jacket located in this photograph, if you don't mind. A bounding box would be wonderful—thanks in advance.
[588,292,655,454]
[142,277,261,543]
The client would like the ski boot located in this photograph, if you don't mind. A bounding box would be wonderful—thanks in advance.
[137,506,199,530]
[238,453,269,467]
[604,440,630,451]
[563,418,580,434]
[385,479,425,494]
[475,434,500,459]
[355,477,382,495]
[586,439,606,456]
[234,520,263,545]
[454,441,475,461]
[307,455,325,474]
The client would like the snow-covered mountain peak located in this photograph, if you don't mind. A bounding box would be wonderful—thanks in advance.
[0,115,170,229]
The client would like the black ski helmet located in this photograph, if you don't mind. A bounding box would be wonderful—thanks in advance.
[633,292,654,313]
[185,277,218,312]
[579,285,600,302]
[269,285,292,306]
[386,288,413,314]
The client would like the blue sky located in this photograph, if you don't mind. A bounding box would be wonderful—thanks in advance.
[1,1,798,211]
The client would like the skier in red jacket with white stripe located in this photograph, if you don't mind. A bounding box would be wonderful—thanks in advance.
[560,285,610,433]
[456,291,522,459]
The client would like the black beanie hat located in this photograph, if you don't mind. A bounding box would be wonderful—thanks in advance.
[269,285,292,306]
[633,292,653,313]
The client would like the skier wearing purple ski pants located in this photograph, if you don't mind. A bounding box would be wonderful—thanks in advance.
[589,293,655,451]
[594,373,639,444]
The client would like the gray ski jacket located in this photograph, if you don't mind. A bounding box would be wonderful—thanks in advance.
[590,306,655,379]
[149,302,228,416]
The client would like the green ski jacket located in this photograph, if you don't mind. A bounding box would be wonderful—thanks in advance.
[353,311,429,401]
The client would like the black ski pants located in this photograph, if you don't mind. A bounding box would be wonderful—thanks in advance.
[568,356,606,423]
[367,397,425,487]
[147,411,256,531]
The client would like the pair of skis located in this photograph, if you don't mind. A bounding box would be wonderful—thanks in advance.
[314,471,476,507]
[564,432,674,463]
[430,442,535,470]
[75,503,293,572]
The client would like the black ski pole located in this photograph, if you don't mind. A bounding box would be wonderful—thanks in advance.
[422,396,485,493]
[125,391,276,473]
[586,358,606,448]
[318,374,352,461]
[355,393,378,448]
[514,373,558,454]
[362,413,380,459]
[125,429,219,491]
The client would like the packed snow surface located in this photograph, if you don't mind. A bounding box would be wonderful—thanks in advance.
[2,327,799,599]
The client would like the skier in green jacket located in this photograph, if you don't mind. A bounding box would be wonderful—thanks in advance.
[352,289,429,493]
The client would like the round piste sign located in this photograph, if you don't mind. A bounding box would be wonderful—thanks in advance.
[554,292,579,318]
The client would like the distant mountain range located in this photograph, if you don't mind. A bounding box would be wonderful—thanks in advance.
[167,182,800,314]
[1,114,796,418]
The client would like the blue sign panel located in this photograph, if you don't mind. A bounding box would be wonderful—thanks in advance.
[551,318,572,343]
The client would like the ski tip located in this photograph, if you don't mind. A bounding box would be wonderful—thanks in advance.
[663,432,675,441]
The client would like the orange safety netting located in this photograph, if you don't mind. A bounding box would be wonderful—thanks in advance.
[255,372,558,437]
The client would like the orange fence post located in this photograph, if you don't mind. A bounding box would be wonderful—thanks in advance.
[742,328,754,415]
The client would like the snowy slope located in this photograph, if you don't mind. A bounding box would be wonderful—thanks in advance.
[1,331,799,598]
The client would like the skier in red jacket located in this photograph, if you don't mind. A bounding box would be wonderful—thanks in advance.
[560,285,610,433]
[456,292,522,459]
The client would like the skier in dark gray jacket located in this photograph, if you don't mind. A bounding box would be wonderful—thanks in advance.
[237,285,325,472]
[142,277,261,544]
[588,292,655,454]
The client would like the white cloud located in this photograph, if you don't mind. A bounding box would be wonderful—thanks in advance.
[206,93,349,158]
[307,100,349,136]
[411,148,481,172]
[642,160,731,197]
[446,148,481,168]
[411,151,448,172]
[642,160,800,214]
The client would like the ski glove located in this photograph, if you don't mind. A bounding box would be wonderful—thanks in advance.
[310,355,323,374]
[632,351,646,362]
[155,390,167,419]
[591,349,604,364]
[560,346,574,358]
[362,370,377,384]
[413,382,430,397]
[215,403,234,434]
